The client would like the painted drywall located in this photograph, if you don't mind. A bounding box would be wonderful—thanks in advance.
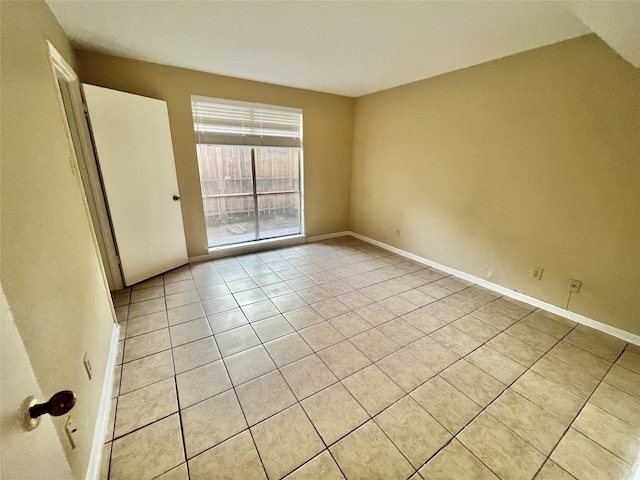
[75,51,355,257]
[1,1,116,477]
[351,34,640,334]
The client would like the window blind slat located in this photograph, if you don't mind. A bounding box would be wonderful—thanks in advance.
[191,96,302,148]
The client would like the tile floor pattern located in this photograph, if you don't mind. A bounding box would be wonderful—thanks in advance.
[101,236,640,480]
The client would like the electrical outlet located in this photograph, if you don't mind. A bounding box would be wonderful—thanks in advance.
[530,267,543,281]
[83,352,92,380]
[569,279,582,293]
[65,416,77,449]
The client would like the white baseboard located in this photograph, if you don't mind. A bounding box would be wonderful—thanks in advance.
[346,232,640,346]
[306,231,351,242]
[86,323,119,480]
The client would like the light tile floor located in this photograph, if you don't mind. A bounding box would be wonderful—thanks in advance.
[101,236,640,480]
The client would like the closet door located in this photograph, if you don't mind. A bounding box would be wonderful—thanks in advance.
[83,84,188,286]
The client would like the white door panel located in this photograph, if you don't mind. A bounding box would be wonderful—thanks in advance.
[83,84,188,286]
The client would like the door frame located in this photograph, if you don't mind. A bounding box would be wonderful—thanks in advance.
[48,43,124,291]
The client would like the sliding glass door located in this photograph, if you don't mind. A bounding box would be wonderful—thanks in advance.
[192,96,303,248]
[196,145,301,247]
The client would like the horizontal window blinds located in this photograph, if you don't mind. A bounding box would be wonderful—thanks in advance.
[192,96,303,148]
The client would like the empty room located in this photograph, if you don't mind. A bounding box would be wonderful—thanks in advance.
[1,1,639,479]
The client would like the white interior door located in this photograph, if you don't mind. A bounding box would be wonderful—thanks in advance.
[83,84,188,286]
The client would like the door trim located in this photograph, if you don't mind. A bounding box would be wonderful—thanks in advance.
[47,43,124,291]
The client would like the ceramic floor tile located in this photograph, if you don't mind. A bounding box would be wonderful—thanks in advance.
[375,396,451,468]
[284,306,325,330]
[252,314,295,342]
[430,324,482,356]
[241,299,282,323]
[251,404,324,480]
[531,354,600,399]
[298,286,333,304]
[120,350,174,394]
[215,324,261,357]
[487,332,545,367]
[132,276,163,290]
[401,309,448,334]
[534,461,575,480]
[354,303,396,326]
[299,322,346,351]
[264,332,314,367]
[197,283,231,301]
[181,389,247,458]
[207,307,248,334]
[418,439,499,480]
[341,365,404,416]
[520,311,573,339]
[469,307,518,330]
[485,298,533,320]
[487,389,567,455]
[188,430,266,480]
[110,414,184,480]
[284,451,345,480]
[261,281,294,298]
[550,428,632,480]
[512,370,585,425]
[318,340,372,379]
[376,348,435,392]
[233,287,268,307]
[350,328,401,361]
[172,336,220,374]
[547,341,612,379]
[564,325,627,362]
[336,291,373,310]
[128,297,166,320]
[114,378,178,438]
[167,302,206,326]
[505,322,559,352]
[301,383,369,445]
[590,382,640,427]
[323,280,355,297]
[378,295,418,316]
[169,318,211,347]
[126,310,168,338]
[236,370,297,425]
[176,359,231,408]
[202,294,239,316]
[376,318,425,346]
[328,312,372,338]
[130,285,164,304]
[280,354,338,400]
[573,402,639,464]
[615,350,640,374]
[163,279,196,296]
[112,365,121,398]
[421,300,467,323]
[452,315,501,343]
[466,345,527,385]
[458,412,546,480]
[330,421,414,480]
[399,288,437,308]
[165,290,200,309]
[402,336,461,374]
[440,359,505,407]
[164,267,192,284]
[271,292,308,313]
[604,364,640,397]
[411,376,482,434]
[224,345,277,385]
[155,463,189,480]
[122,328,171,363]
[311,298,350,319]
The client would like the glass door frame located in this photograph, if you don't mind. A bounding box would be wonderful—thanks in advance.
[197,144,304,249]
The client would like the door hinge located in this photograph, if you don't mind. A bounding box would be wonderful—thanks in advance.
[115,256,121,265]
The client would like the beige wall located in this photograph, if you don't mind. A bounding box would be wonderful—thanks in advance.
[351,34,640,334]
[1,2,115,477]
[75,51,355,257]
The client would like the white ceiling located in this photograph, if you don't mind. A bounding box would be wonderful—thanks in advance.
[46,1,638,97]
